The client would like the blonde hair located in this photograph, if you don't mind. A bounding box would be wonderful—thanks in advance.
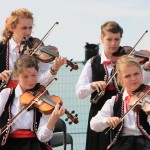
[2,8,33,44]
[116,55,141,85]
[101,21,123,37]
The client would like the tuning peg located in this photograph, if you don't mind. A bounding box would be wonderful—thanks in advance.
[69,121,72,125]
[66,64,68,67]
[65,118,69,121]
[75,114,78,117]
[71,110,75,114]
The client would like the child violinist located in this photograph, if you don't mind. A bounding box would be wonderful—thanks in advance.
[90,55,150,150]
[0,54,66,150]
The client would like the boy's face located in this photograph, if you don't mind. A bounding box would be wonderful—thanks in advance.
[101,31,121,56]
[17,67,38,91]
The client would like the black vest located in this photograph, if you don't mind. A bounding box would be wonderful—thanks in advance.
[0,37,40,86]
[91,55,120,109]
[108,93,150,149]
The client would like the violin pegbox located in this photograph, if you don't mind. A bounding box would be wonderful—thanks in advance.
[65,59,79,71]
[65,110,78,125]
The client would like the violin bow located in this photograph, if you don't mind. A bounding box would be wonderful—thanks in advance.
[91,30,148,104]
[30,22,59,56]
[105,85,150,134]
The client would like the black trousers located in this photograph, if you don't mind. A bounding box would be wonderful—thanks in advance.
[112,136,150,150]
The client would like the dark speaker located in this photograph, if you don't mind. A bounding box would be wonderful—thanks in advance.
[85,42,99,62]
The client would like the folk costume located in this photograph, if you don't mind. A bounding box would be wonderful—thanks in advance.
[76,49,121,150]
[90,86,150,150]
[0,37,56,90]
[0,84,53,150]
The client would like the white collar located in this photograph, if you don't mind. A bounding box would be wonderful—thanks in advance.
[9,38,18,51]
[123,89,130,101]
[15,84,23,98]
[101,50,111,63]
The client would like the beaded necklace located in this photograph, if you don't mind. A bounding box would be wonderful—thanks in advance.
[6,42,9,70]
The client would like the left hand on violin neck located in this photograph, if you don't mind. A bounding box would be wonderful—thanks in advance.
[144,58,150,70]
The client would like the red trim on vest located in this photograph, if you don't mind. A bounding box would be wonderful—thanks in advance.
[9,130,36,138]
[106,85,115,90]
[6,80,18,88]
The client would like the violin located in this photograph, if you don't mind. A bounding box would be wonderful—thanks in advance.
[0,84,79,137]
[20,84,79,124]
[129,84,150,115]
[24,37,79,71]
[111,46,150,64]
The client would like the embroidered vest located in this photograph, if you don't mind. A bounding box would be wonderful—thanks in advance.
[107,93,150,149]
[0,37,40,87]
[90,55,121,109]
[0,42,7,74]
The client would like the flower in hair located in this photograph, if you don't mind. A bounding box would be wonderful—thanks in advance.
[5,18,9,24]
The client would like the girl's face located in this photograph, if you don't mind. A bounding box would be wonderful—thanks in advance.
[16,67,38,91]
[11,18,33,43]
[118,64,143,93]
[101,31,121,57]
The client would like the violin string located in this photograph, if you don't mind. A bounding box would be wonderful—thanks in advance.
[31,22,59,56]
[105,85,150,134]
[93,30,148,103]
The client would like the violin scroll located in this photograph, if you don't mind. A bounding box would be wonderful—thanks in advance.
[65,110,78,124]
[66,59,79,71]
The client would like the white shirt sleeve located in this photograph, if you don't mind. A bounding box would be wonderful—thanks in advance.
[142,65,150,85]
[37,61,56,86]
[90,96,116,132]
[75,59,95,99]
[36,114,53,142]
[0,88,11,116]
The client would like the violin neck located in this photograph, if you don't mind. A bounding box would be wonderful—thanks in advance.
[133,51,149,59]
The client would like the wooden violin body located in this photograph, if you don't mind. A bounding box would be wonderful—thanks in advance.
[111,46,150,64]
[23,37,79,71]
[20,84,79,124]
[129,84,150,114]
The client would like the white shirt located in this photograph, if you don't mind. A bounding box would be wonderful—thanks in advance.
[90,89,150,136]
[0,84,53,142]
[9,38,56,86]
[75,51,116,99]
[75,50,150,99]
